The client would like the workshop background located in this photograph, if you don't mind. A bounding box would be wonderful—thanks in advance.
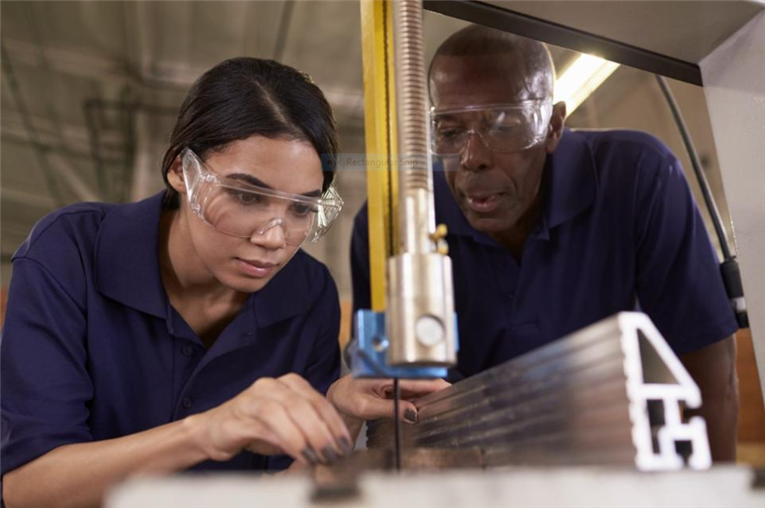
[1,0,763,463]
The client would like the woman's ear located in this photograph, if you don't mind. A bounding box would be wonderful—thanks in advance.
[167,155,186,194]
[545,101,567,154]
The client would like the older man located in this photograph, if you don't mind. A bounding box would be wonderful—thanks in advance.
[351,25,738,461]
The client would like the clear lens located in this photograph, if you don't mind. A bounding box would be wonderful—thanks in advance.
[181,149,342,246]
[431,101,552,155]
[201,184,318,246]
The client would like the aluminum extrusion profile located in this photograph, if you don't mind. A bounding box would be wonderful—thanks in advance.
[367,312,712,471]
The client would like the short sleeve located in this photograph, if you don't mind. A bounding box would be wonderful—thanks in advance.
[634,156,737,354]
[1,257,94,476]
[350,204,372,313]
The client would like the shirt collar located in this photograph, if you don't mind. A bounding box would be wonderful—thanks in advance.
[94,192,168,318]
[94,191,308,326]
[434,129,597,244]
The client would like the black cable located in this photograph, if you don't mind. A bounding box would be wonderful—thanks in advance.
[655,75,748,328]
[655,76,730,258]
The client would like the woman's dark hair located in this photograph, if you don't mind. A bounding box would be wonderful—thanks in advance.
[161,57,339,208]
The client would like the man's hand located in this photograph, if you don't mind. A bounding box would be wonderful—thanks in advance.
[327,375,451,425]
[190,373,353,465]
[680,335,739,462]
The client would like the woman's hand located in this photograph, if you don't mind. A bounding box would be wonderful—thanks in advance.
[189,373,353,466]
[327,375,451,425]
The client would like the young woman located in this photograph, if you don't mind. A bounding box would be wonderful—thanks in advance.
[1,57,447,508]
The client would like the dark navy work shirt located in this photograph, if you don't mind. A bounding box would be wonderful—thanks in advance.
[1,192,340,477]
[351,129,737,379]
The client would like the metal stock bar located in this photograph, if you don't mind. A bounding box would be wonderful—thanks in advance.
[368,312,712,471]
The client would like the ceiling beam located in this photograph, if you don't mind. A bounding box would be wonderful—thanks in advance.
[1,36,364,118]
[1,187,57,210]
[1,38,133,84]
[1,117,126,160]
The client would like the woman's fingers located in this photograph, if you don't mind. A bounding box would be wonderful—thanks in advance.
[279,395,341,463]
[327,376,452,423]
[253,400,313,465]
[240,376,348,465]
[397,378,452,399]
[227,375,448,466]
[278,374,353,456]
[341,391,420,424]
[205,375,357,465]
[374,378,451,400]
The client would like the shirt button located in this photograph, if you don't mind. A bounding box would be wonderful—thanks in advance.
[182,397,193,409]
[181,345,194,356]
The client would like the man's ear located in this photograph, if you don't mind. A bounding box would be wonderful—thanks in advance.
[167,155,186,194]
[544,101,567,154]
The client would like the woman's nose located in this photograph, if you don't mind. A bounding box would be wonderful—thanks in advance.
[249,218,287,249]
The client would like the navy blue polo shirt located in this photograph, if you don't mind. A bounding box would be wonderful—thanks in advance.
[351,129,737,379]
[1,192,340,477]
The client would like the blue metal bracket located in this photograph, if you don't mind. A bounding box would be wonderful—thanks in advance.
[349,309,459,379]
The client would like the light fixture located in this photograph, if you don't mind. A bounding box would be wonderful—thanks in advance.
[554,54,620,114]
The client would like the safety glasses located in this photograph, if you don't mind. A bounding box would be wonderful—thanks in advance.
[181,148,343,246]
[431,99,553,155]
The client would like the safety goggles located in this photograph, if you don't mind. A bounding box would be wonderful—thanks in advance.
[430,99,553,155]
[181,148,343,246]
